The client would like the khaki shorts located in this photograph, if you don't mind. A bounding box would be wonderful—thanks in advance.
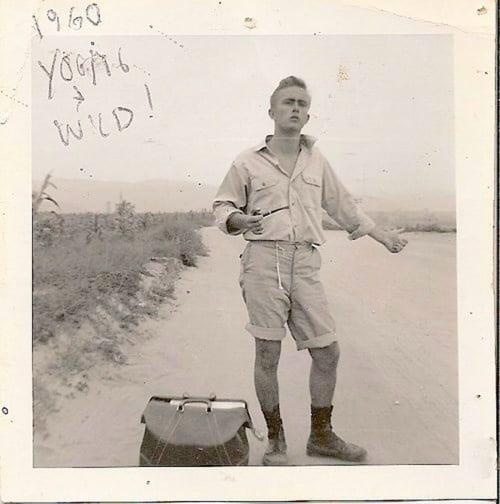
[239,241,336,351]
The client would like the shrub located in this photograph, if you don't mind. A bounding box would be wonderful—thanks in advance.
[32,210,212,345]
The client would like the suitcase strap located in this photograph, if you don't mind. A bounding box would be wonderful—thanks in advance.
[151,405,236,465]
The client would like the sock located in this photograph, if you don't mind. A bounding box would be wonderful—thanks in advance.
[262,404,284,440]
[310,404,333,433]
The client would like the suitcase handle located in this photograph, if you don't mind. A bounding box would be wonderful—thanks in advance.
[182,392,217,401]
[177,398,213,413]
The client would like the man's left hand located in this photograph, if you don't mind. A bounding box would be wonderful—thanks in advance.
[369,226,408,253]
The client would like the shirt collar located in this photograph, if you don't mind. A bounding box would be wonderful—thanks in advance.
[252,134,317,154]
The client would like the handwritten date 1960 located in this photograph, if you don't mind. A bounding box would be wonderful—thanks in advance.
[33,3,101,40]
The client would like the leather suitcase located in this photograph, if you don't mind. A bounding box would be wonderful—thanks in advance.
[139,395,257,466]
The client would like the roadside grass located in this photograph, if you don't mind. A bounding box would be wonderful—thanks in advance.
[33,211,213,347]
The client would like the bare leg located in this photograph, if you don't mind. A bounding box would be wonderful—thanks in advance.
[308,341,340,407]
[254,339,282,410]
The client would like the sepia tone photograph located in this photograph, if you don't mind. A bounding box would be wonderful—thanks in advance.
[0,1,496,502]
[32,32,457,468]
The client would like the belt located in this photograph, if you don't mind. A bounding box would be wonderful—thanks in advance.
[249,240,319,249]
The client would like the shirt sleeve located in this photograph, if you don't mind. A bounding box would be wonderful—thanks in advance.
[213,162,248,235]
[321,160,376,240]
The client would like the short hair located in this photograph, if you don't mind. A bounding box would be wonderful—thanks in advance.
[270,76,309,109]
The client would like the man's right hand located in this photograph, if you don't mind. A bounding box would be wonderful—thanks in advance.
[228,212,264,234]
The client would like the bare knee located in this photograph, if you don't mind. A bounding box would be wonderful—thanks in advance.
[309,341,340,373]
[255,339,282,373]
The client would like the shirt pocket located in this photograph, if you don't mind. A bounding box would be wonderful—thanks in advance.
[251,174,282,212]
[300,172,322,208]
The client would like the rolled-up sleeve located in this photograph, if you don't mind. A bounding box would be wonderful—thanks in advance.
[213,162,248,235]
[321,161,376,240]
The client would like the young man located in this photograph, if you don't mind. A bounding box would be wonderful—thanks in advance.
[213,76,407,466]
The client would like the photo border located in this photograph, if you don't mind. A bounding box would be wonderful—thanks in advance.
[0,0,497,501]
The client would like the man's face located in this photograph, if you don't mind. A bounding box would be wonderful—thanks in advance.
[269,86,311,133]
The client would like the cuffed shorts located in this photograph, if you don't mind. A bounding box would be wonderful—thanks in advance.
[239,240,336,351]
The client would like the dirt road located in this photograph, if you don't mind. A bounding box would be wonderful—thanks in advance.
[34,227,458,467]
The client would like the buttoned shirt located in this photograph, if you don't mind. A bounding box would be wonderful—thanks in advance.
[213,135,376,245]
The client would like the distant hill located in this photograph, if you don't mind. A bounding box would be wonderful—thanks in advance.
[32,178,219,214]
[32,177,456,218]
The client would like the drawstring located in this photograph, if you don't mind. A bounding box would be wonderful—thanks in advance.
[275,243,284,290]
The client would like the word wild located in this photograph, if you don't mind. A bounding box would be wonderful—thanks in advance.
[54,106,134,146]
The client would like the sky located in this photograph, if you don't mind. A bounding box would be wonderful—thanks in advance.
[32,34,454,211]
